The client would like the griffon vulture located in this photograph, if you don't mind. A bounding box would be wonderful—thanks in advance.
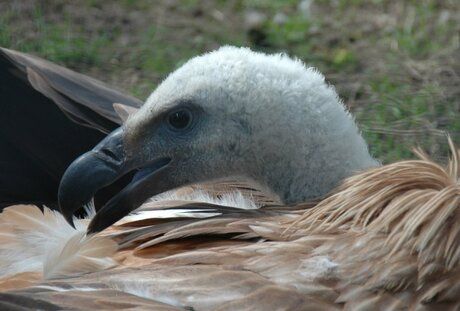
[57,46,378,232]
[0,47,458,311]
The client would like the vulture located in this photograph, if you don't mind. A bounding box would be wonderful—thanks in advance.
[0,47,141,210]
[0,46,459,311]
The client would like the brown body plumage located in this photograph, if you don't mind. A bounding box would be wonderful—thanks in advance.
[0,142,459,310]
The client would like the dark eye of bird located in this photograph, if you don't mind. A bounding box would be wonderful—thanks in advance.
[168,110,192,130]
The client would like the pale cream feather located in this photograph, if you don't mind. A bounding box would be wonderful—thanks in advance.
[0,205,117,280]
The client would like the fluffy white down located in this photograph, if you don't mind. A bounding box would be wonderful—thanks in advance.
[151,189,259,209]
[0,205,116,280]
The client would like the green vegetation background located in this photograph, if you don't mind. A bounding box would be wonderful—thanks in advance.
[1,0,459,163]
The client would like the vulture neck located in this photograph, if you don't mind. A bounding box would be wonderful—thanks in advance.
[244,102,379,205]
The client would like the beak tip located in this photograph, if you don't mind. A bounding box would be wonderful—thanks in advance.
[87,218,102,234]
[86,225,97,235]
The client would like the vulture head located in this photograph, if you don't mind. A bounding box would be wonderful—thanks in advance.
[58,46,378,232]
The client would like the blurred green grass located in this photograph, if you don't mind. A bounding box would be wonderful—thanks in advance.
[1,0,459,163]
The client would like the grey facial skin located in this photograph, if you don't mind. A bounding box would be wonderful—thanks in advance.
[58,47,378,234]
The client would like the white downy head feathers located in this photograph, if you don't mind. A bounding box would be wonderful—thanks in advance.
[126,46,378,204]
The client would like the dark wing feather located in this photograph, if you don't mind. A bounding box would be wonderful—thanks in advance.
[1,47,142,132]
[0,47,142,210]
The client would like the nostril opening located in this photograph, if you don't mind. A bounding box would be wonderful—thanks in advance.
[100,148,117,160]
[98,147,123,165]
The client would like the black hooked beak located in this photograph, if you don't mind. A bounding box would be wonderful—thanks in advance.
[58,127,173,234]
